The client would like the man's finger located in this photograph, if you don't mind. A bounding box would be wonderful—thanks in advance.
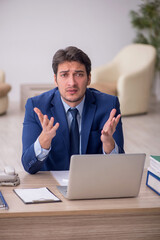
[47,117,54,130]
[42,115,49,129]
[109,108,116,121]
[34,107,44,125]
[50,122,60,136]
[34,107,42,115]
[54,122,60,131]
[115,114,121,126]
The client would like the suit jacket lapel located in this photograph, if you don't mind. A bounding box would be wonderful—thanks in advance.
[81,89,96,154]
[50,90,70,152]
[49,88,96,155]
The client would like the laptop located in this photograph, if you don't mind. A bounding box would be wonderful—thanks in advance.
[57,153,146,200]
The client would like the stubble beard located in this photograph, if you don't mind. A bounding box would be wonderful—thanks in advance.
[63,94,85,104]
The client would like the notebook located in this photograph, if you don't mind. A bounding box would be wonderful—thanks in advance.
[57,153,146,200]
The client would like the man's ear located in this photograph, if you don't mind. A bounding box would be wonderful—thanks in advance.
[54,74,58,86]
[87,73,91,86]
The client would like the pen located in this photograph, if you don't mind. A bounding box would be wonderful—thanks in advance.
[0,191,9,210]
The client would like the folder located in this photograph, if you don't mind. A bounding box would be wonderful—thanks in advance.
[14,187,61,204]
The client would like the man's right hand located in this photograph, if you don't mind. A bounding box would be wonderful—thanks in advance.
[34,107,59,150]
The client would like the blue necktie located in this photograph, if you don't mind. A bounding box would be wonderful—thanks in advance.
[69,108,79,156]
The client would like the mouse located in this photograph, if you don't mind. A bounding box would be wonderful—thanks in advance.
[4,166,15,175]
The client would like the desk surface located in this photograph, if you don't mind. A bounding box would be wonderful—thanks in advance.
[0,170,160,240]
[0,170,160,218]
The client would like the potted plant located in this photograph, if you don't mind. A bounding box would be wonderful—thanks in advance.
[130,0,160,100]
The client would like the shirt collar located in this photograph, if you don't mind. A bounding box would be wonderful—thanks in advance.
[61,96,85,117]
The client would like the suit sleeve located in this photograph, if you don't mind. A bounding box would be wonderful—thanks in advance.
[21,98,48,174]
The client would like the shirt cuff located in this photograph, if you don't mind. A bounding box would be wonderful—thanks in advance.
[103,141,119,154]
[34,138,51,161]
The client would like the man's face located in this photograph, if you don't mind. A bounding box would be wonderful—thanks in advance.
[54,61,91,107]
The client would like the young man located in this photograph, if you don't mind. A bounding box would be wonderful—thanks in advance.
[22,46,124,174]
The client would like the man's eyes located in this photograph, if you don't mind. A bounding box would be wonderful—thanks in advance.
[60,73,67,77]
[60,73,84,78]
[76,73,84,77]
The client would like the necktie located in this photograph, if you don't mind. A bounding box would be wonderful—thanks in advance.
[69,108,79,156]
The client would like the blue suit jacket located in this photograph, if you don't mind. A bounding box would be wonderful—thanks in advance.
[22,88,124,173]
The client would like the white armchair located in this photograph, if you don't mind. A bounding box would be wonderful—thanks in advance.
[0,70,11,115]
[90,44,156,116]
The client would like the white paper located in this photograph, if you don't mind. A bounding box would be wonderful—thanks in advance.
[51,171,69,186]
[14,187,60,203]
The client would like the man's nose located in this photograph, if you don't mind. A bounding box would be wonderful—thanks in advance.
[68,74,76,85]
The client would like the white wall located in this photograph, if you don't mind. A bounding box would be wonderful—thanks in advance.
[0,0,140,102]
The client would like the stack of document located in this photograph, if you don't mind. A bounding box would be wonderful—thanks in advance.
[146,155,160,195]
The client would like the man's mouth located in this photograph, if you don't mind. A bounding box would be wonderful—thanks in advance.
[66,88,78,94]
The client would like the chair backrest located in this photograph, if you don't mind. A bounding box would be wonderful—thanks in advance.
[114,44,156,75]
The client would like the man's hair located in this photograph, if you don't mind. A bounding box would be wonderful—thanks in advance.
[52,46,91,77]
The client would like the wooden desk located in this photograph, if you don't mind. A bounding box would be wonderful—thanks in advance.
[0,170,160,240]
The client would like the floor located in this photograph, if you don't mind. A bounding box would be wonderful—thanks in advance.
[0,95,160,172]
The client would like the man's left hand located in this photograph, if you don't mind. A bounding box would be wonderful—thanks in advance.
[101,108,121,154]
